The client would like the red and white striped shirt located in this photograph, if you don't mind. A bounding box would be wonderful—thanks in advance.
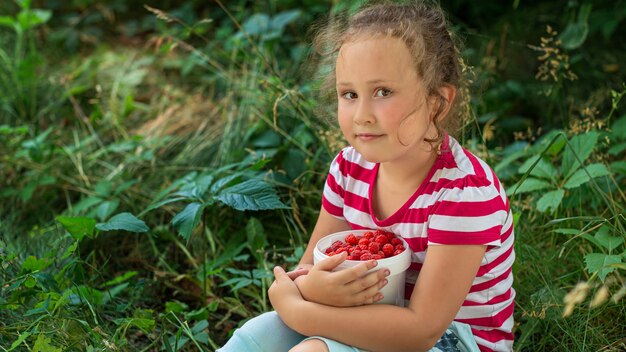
[321,135,515,352]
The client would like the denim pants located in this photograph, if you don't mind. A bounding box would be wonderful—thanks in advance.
[217,311,480,352]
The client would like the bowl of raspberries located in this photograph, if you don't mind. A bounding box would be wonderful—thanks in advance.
[313,229,412,306]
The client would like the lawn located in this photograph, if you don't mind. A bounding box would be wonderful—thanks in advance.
[1,1,625,351]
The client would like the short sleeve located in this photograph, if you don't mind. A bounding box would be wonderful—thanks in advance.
[321,150,347,220]
[427,175,507,247]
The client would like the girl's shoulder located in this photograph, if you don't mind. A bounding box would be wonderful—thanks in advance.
[440,136,504,193]
[331,146,377,173]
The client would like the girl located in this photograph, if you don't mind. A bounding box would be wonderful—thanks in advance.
[219,1,515,351]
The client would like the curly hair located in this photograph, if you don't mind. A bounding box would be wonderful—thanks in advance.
[310,0,467,146]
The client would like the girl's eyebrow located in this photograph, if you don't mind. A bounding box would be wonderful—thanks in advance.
[336,79,395,87]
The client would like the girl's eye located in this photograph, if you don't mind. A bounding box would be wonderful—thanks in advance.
[375,88,392,97]
[342,92,357,100]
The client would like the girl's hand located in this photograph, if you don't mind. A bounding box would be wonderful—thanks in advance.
[269,266,305,316]
[296,252,390,307]
[286,264,312,281]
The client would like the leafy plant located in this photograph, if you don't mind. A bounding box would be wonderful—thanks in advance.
[142,159,289,242]
[0,0,56,125]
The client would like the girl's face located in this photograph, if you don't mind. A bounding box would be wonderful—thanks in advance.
[335,36,437,164]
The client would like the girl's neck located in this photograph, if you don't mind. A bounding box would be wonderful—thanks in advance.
[377,148,438,189]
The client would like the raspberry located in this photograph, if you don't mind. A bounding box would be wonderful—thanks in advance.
[359,253,372,260]
[382,243,394,256]
[375,234,389,245]
[345,233,359,245]
[323,231,407,261]
[331,240,343,250]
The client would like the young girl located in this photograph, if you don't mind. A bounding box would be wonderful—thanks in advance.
[219,1,515,351]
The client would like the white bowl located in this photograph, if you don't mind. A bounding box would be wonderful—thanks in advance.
[313,229,411,306]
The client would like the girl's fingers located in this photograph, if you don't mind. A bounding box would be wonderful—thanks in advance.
[358,282,386,304]
[315,252,348,271]
[333,259,378,283]
[345,267,389,292]
[286,268,309,280]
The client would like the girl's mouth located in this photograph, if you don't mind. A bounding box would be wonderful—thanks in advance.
[356,133,383,141]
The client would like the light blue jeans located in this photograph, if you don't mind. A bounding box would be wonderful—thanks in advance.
[217,311,480,352]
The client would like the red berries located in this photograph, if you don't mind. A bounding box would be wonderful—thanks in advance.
[324,230,406,261]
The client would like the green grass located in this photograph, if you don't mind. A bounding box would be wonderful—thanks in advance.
[1,1,625,351]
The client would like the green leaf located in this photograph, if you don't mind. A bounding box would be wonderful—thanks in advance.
[552,228,580,235]
[594,226,624,251]
[17,9,52,32]
[559,3,592,50]
[610,161,626,175]
[17,0,32,10]
[140,197,187,217]
[165,301,189,313]
[584,253,622,281]
[0,16,16,28]
[96,200,119,221]
[69,285,104,306]
[96,212,149,233]
[113,317,155,333]
[271,10,301,32]
[609,115,626,141]
[507,177,552,195]
[94,180,112,197]
[518,155,558,179]
[561,131,599,179]
[56,216,96,240]
[61,241,78,260]
[171,202,204,241]
[563,163,611,189]
[24,296,50,317]
[536,189,565,213]
[21,256,52,273]
[70,196,103,215]
[8,331,31,351]
[530,129,566,156]
[241,13,270,35]
[215,179,289,211]
[608,142,626,156]
[246,217,267,260]
[103,271,138,287]
[32,334,62,352]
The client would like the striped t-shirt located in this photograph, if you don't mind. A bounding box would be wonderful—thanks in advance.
[321,135,515,352]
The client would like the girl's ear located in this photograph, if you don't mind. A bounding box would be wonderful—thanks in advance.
[431,84,457,123]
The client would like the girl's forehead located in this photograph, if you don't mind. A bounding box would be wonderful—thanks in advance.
[336,36,418,80]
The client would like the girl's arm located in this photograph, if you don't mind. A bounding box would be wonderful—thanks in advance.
[270,244,486,351]
[291,207,390,306]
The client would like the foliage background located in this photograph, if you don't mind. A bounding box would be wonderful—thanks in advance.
[1,0,625,351]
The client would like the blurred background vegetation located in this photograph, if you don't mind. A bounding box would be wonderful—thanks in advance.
[0,0,625,351]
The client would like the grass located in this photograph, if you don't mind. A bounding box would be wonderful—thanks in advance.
[1,1,625,351]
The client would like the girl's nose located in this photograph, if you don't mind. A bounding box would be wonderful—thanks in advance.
[353,100,375,125]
